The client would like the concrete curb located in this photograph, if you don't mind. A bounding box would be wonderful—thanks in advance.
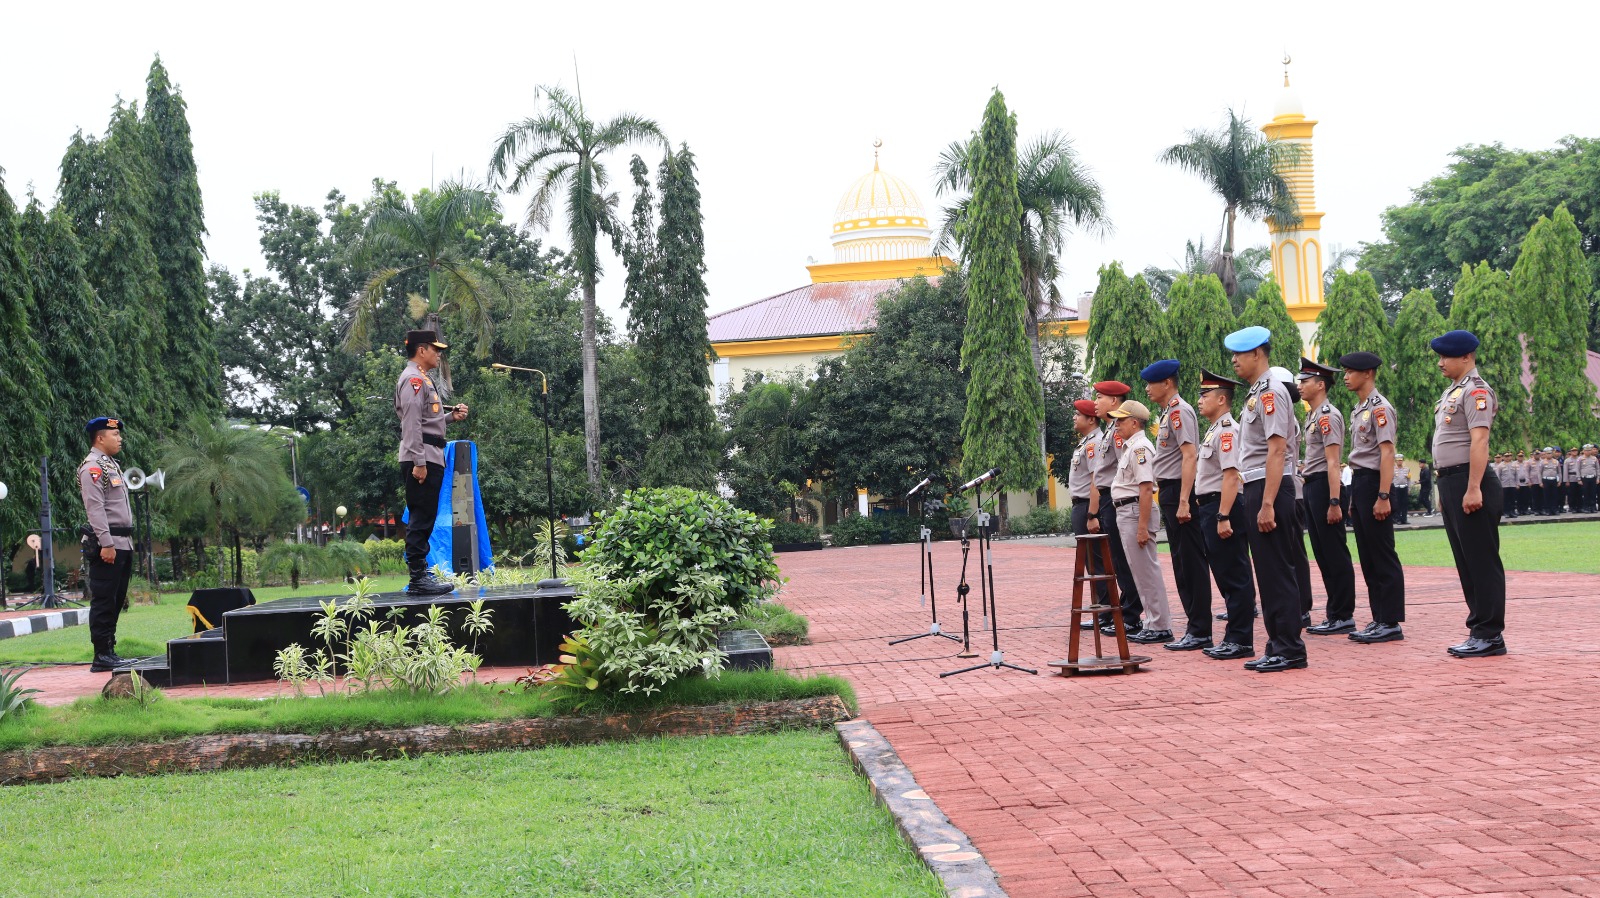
[0,609,89,641]
[836,718,1007,898]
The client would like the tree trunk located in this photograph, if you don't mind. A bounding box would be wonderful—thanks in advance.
[232,530,243,586]
[580,270,603,496]
[1023,276,1050,507]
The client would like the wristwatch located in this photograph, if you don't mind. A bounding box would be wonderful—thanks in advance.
[1377,491,1390,500]
[1216,513,1231,522]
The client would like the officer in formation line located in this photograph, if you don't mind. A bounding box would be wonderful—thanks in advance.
[1538,448,1562,515]
[1086,381,1145,635]
[1192,369,1258,658]
[1067,399,1111,612]
[1107,400,1174,644]
[1268,365,1317,627]
[1564,448,1582,512]
[1339,351,1407,644]
[1139,361,1212,651]
[1296,359,1359,636]
[1392,455,1411,524]
[78,417,136,672]
[1582,445,1599,513]
[395,329,469,596]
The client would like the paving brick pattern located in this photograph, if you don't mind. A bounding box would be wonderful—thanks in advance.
[774,542,1600,898]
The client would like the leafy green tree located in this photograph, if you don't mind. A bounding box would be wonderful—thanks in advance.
[722,374,819,517]
[1146,239,1272,314]
[1513,205,1600,447]
[1165,273,1237,397]
[958,90,1046,506]
[1238,278,1303,372]
[258,542,336,590]
[1448,261,1530,451]
[1386,289,1449,458]
[488,84,666,493]
[1039,333,1089,482]
[0,172,52,547]
[143,56,220,416]
[1160,108,1301,297]
[1316,270,1389,412]
[297,352,408,537]
[159,417,295,583]
[1086,263,1170,389]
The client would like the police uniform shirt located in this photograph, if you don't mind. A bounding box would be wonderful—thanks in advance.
[1565,455,1582,483]
[1196,413,1240,495]
[1090,424,1123,492]
[395,360,449,467]
[1582,454,1600,478]
[1238,374,1296,474]
[1522,459,1537,485]
[78,448,134,551]
[1393,466,1411,489]
[1347,392,1398,470]
[1540,456,1560,481]
[1302,403,1345,475]
[1432,369,1496,467]
[1068,429,1099,500]
[1112,431,1158,501]
[1152,397,1198,482]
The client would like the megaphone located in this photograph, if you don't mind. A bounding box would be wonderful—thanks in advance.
[125,468,166,491]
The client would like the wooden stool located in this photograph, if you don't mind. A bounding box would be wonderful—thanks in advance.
[1048,533,1150,675]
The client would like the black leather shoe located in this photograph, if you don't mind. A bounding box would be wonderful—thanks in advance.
[406,574,455,596]
[1307,618,1356,635]
[1301,612,1312,627]
[1079,620,1096,630]
[1349,622,1404,643]
[90,653,124,673]
[1163,634,1214,651]
[1215,611,1229,620]
[1252,654,1308,672]
[1127,628,1174,644]
[1100,621,1141,637]
[1447,636,1506,658]
[1347,621,1379,640]
[1204,642,1256,660]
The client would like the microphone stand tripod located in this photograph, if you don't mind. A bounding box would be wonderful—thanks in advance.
[941,481,1037,678]
[889,524,961,646]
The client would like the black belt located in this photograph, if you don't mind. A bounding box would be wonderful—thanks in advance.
[1194,492,1221,506]
[1113,496,1139,508]
[1071,497,1090,506]
[1436,464,1469,478]
[1352,467,1379,477]
[1301,470,1333,480]
[109,526,134,536]
[1158,478,1181,489]
[423,434,447,448]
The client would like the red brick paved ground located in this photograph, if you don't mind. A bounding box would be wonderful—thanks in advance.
[774,542,1600,898]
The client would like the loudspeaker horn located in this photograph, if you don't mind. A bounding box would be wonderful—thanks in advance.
[147,469,166,491]
[125,467,147,491]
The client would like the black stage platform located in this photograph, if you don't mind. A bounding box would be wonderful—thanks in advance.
[128,582,576,688]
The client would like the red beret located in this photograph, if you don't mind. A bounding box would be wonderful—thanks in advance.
[1072,399,1098,417]
[1092,380,1131,397]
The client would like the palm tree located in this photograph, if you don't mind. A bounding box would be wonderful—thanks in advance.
[488,85,665,493]
[259,542,337,590]
[344,181,521,386]
[160,417,293,584]
[1145,238,1273,313]
[1160,108,1302,297]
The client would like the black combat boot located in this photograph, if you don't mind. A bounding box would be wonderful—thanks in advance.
[406,564,455,596]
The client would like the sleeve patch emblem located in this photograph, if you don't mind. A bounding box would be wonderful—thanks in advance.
[1476,397,1487,410]
[1170,410,1182,430]
[410,377,423,395]
[1376,409,1387,427]
[89,467,102,482]
[1220,433,1233,452]
[1263,393,1275,415]
[1115,436,1125,449]
[1135,449,1147,465]
[1087,446,1095,459]
[1319,415,1331,435]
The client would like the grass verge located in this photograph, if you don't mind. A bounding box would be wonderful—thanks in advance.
[0,670,853,752]
[0,731,943,898]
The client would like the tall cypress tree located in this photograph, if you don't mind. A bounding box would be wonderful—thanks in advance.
[58,104,171,458]
[1449,261,1529,452]
[144,56,220,415]
[1387,289,1448,458]
[1164,273,1235,397]
[959,89,1045,498]
[1513,204,1599,447]
[1239,278,1303,372]
[0,173,54,546]
[628,144,719,490]
[1086,262,1170,389]
[1317,269,1389,413]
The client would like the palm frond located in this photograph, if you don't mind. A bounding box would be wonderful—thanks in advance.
[344,266,409,352]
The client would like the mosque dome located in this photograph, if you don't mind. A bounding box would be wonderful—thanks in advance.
[1273,83,1305,121]
[828,147,935,264]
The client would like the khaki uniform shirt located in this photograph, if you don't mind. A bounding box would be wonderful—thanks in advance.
[1152,397,1198,482]
[395,361,449,467]
[1582,455,1600,478]
[78,448,134,551]
[1540,458,1560,482]
[1196,413,1240,495]
[1068,430,1098,500]
[1301,402,1344,475]
[1431,369,1496,468]
[1393,466,1410,489]
[1111,431,1157,502]
[1090,424,1123,494]
[1565,457,1582,483]
[1238,373,1296,474]
[1521,460,1536,485]
[1348,391,1398,470]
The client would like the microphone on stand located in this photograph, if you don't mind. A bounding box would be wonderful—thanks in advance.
[906,476,933,498]
[958,468,1002,492]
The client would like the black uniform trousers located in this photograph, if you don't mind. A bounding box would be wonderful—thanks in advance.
[1542,479,1560,515]
[1438,467,1505,639]
[1506,483,1520,516]
[1069,498,1109,607]
[402,462,446,573]
[1419,476,1434,514]
[1302,472,1357,622]
[1095,488,1142,627]
[1395,487,1410,523]
[87,548,132,654]
[1240,480,1305,659]
[1290,496,1315,615]
[1350,468,1406,623]
[1158,480,1212,639]
[1585,476,1598,513]
[1196,498,1256,646]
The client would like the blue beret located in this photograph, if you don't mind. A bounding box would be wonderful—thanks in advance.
[1430,330,1480,356]
[1138,359,1180,382]
[1338,351,1383,371]
[1223,326,1272,352]
[85,417,122,435]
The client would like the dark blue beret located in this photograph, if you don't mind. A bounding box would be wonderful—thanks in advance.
[1338,351,1382,371]
[1429,330,1480,356]
[1139,359,1181,382]
[85,417,122,435]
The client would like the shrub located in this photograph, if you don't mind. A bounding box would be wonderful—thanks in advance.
[325,540,372,581]
[258,543,337,590]
[878,514,922,544]
[365,538,405,574]
[827,514,884,547]
[770,520,821,545]
[1010,504,1065,536]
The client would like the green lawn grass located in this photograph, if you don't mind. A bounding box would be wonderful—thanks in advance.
[0,574,413,663]
[0,731,943,898]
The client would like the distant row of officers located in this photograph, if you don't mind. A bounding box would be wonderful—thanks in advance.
[1491,447,1600,517]
[1064,326,1509,672]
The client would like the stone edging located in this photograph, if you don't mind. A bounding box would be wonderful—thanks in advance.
[0,694,853,786]
[0,609,89,641]
[836,718,1008,898]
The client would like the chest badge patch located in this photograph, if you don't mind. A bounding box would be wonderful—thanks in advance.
[1247,397,1257,410]
[1220,433,1233,453]
[1362,410,1372,423]
[1263,393,1275,415]
[1450,388,1463,401]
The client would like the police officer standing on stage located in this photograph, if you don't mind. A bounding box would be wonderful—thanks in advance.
[1140,360,1212,651]
[1087,381,1143,635]
[1297,359,1358,636]
[1068,399,1109,625]
[79,417,136,672]
[1429,330,1507,657]
[396,330,469,596]
[1340,351,1407,644]
[1194,369,1258,660]
[1224,326,1306,671]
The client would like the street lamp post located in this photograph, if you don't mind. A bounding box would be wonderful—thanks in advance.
[489,363,560,583]
[336,505,348,540]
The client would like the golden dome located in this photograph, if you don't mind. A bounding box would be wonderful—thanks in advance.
[832,169,929,234]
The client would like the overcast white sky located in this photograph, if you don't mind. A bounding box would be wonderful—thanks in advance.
[5,1,1595,328]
